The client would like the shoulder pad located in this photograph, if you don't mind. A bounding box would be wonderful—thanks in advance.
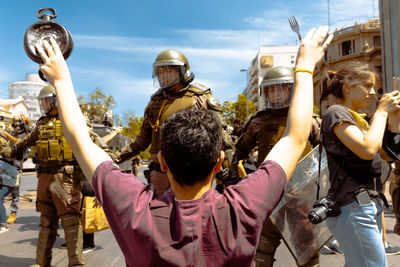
[242,109,269,132]
[36,115,50,126]
[206,94,222,111]
[188,83,210,94]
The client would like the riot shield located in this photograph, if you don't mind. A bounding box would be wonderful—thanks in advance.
[269,145,331,265]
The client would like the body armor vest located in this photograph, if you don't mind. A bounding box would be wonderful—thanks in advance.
[257,108,312,164]
[147,85,211,154]
[36,117,74,165]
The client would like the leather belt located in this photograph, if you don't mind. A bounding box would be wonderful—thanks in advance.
[37,165,79,174]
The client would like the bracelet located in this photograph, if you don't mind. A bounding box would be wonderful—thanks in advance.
[294,69,314,75]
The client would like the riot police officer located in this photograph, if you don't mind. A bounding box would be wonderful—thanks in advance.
[117,49,223,195]
[6,114,31,225]
[12,85,84,267]
[230,66,320,266]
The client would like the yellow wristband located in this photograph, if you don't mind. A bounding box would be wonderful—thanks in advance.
[294,69,314,75]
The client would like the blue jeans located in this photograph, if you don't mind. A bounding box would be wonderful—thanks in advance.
[0,185,12,225]
[326,198,387,267]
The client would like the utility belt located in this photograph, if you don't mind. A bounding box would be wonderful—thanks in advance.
[37,164,80,175]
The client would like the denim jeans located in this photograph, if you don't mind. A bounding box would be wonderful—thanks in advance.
[9,186,19,213]
[0,185,12,225]
[326,198,387,267]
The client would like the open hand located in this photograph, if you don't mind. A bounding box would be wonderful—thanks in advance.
[35,37,71,86]
[295,26,333,71]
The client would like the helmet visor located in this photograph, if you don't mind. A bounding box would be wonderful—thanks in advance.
[153,64,184,89]
[261,82,293,109]
[39,96,56,114]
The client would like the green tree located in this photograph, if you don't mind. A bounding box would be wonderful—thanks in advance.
[222,94,257,126]
[78,87,115,123]
[121,111,150,160]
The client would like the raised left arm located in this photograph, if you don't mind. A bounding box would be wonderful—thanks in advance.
[36,39,110,185]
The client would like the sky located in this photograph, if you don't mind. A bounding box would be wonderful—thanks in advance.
[0,0,379,121]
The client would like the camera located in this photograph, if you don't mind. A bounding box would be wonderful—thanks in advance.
[308,197,337,225]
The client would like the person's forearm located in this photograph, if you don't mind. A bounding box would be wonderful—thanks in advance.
[285,70,314,146]
[53,79,108,183]
[103,131,118,144]
[5,132,19,143]
[363,111,388,155]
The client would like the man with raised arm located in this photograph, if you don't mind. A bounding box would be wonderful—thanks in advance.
[35,26,332,266]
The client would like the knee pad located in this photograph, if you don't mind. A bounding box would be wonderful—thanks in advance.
[60,214,80,228]
[40,214,58,229]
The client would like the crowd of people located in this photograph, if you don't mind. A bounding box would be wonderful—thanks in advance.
[0,22,400,267]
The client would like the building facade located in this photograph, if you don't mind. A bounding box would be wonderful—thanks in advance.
[8,73,47,124]
[243,45,299,110]
[313,19,382,109]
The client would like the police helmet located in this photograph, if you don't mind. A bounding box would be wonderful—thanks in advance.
[260,66,294,109]
[38,85,56,114]
[152,49,194,89]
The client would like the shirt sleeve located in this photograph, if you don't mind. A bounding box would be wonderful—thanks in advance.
[323,105,356,135]
[92,161,154,227]
[223,160,287,229]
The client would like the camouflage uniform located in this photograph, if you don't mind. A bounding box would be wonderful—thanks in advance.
[230,108,320,266]
[118,82,222,195]
[12,114,84,266]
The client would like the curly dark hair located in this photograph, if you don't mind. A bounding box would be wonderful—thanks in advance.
[160,108,223,186]
[326,61,377,100]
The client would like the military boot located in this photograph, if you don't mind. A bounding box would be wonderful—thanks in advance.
[61,213,84,266]
[36,214,58,267]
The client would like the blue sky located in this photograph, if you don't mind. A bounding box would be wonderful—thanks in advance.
[0,0,379,120]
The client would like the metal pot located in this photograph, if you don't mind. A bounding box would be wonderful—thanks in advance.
[24,8,73,80]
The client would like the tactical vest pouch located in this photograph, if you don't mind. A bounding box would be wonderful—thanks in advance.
[49,139,61,161]
[36,118,76,163]
[62,136,73,161]
[37,140,50,162]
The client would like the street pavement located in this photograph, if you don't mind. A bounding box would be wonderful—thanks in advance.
[1,167,400,266]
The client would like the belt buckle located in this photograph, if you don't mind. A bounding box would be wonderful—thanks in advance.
[64,165,74,174]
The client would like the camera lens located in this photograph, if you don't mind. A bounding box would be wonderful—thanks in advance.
[308,206,328,224]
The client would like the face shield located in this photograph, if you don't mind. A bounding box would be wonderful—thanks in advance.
[261,79,293,109]
[152,64,184,89]
[38,95,56,114]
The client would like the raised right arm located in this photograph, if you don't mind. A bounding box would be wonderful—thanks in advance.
[265,26,332,180]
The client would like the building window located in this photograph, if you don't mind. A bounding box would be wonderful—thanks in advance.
[374,36,381,47]
[341,40,353,56]
[260,55,274,68]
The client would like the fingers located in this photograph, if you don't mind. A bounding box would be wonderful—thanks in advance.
[43,40,56,58]
[35,44,49,64]
[313,26,328,43]
[303,28,316,42]
[49,37,63,56]
[322,33,334,51]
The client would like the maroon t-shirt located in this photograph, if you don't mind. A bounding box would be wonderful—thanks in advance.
[92,160,286,267]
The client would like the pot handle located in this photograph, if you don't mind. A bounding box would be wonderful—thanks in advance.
[37,8,57,20]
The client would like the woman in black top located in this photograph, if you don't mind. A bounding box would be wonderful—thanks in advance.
[322,61,400,267]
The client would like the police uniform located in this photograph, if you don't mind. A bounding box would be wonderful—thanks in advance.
[230,107,320,267]
[12,114,84,266]
[118,82,222,195]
